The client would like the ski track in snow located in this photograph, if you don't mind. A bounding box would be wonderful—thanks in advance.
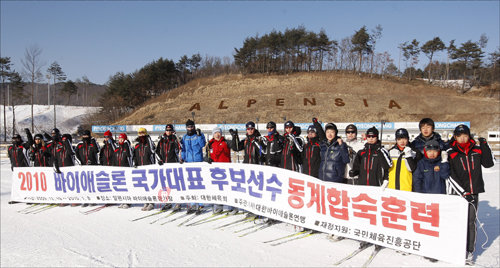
[1,159,499,267]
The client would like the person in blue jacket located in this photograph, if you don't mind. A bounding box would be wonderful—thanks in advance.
[412,140,450,194]
[181,119,206,163]
[181,119,206,212]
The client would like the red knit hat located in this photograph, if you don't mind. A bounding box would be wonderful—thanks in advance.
[119,133,128,140]
[104,130,112,137]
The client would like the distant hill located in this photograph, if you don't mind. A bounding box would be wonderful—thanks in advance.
[115,72,500,136]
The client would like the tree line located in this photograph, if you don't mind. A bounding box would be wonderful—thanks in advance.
[233,26,499,93]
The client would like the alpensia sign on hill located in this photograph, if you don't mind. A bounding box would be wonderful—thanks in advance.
[187,98,402,111]
[11,163,467,265]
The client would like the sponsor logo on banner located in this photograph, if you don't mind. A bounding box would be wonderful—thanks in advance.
[354,122,395,130]
[434,122,470,129]
[91,125,127,133]
[11,163,467,265]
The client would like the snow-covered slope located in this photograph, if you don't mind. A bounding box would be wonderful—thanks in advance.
[0,105,100,139]
[1,160,498,267]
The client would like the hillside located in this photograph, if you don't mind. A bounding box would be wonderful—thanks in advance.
[115,73,500,135]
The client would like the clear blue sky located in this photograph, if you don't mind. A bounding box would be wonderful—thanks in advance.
[1,1,498,85]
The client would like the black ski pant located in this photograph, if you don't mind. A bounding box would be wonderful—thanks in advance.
[467,194,479,253]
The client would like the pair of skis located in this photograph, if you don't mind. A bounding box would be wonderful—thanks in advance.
[79,204,111,215]
[333,243,383,267]
[262,229,318,246]
[18,204,57,214]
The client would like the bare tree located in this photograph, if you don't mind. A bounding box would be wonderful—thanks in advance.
[1,57,13,141]
[21,45,44,132]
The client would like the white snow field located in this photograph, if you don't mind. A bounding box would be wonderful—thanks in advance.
[0,105,100,139]
[0,160,498,267]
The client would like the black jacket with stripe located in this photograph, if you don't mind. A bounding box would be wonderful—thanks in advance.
[448,139,494,194]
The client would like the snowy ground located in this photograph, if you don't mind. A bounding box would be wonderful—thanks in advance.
[1,160,498,267]
[0,105,100,140]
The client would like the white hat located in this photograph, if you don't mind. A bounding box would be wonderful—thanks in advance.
[212,127,222,135]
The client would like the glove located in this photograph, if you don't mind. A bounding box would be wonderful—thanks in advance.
[381,180,389,191]
[229,129,235,136]
[55,166,61,174]
[402,146,414,158]
[312,118,318,123]
[196,128,201,136]
[207,158,213,164]
[133,164,138,168]
[441,150,448,163]
[464,194,475,203]
[179,159,184,164]
[158,160,164,166]
[478,137,487,144]
[24,128,31,135]
[43,133,52,140]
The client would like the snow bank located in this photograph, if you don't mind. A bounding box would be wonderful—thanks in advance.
[1,161,498,267]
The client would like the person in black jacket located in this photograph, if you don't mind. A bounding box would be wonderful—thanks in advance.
[29,133,51,167]
[99,130,116,166]
[262,121,284,167]
[302,124,321,178]
[447,124,494,265]
[313,118,350,183]
[411,118,448,162]
[156,124,181,164]
[75,130,100,165]
[46,128,75,169]
[133,128,158,211]
[229,121,264,164]
[8,131,30,171]
[114,133,134,209]
[281,121,304,172]
[349,127,392,187]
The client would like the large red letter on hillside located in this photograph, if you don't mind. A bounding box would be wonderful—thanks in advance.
[388,100,401,109]
[247,99,257,107]
[189,103,200,111]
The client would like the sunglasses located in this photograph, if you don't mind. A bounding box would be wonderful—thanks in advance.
[367,135,377,138]
[165,129,173,132]
[346,131,356,134]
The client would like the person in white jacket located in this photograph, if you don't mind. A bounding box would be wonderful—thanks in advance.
[344,124,365,184]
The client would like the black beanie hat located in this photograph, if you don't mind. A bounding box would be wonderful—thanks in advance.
[186,119,195,127]
[83,130,91,136]
[366,127,379,137]
[325,123,338,133]
[454,124,470,137]
[266,121,276,129]
[165,124,174,131]
[246,121,256,129]
[345,124,357,134]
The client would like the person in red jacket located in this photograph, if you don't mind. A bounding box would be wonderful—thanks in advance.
[447,124,494,265]
[208,127,231,163]
[207,127,235,214]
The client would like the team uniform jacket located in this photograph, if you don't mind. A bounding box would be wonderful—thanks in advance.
[100,139,117,166]
[156,134,181,163]
[350,141,392,186]
[262,132,284,167]
[181,133,206,163]
[30,144,51,167]
[46,139,76,167]
[387,145,417,191]
[231,131,264,164]
[8,143,30,169]
[76,138,100,165]
[114,140,133,167]
[133,135,156,166]
[302,136,321,178]
[208,137,231,163]
[447,139,494,194]
[281,133,304,172]
[412,155,450,194]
